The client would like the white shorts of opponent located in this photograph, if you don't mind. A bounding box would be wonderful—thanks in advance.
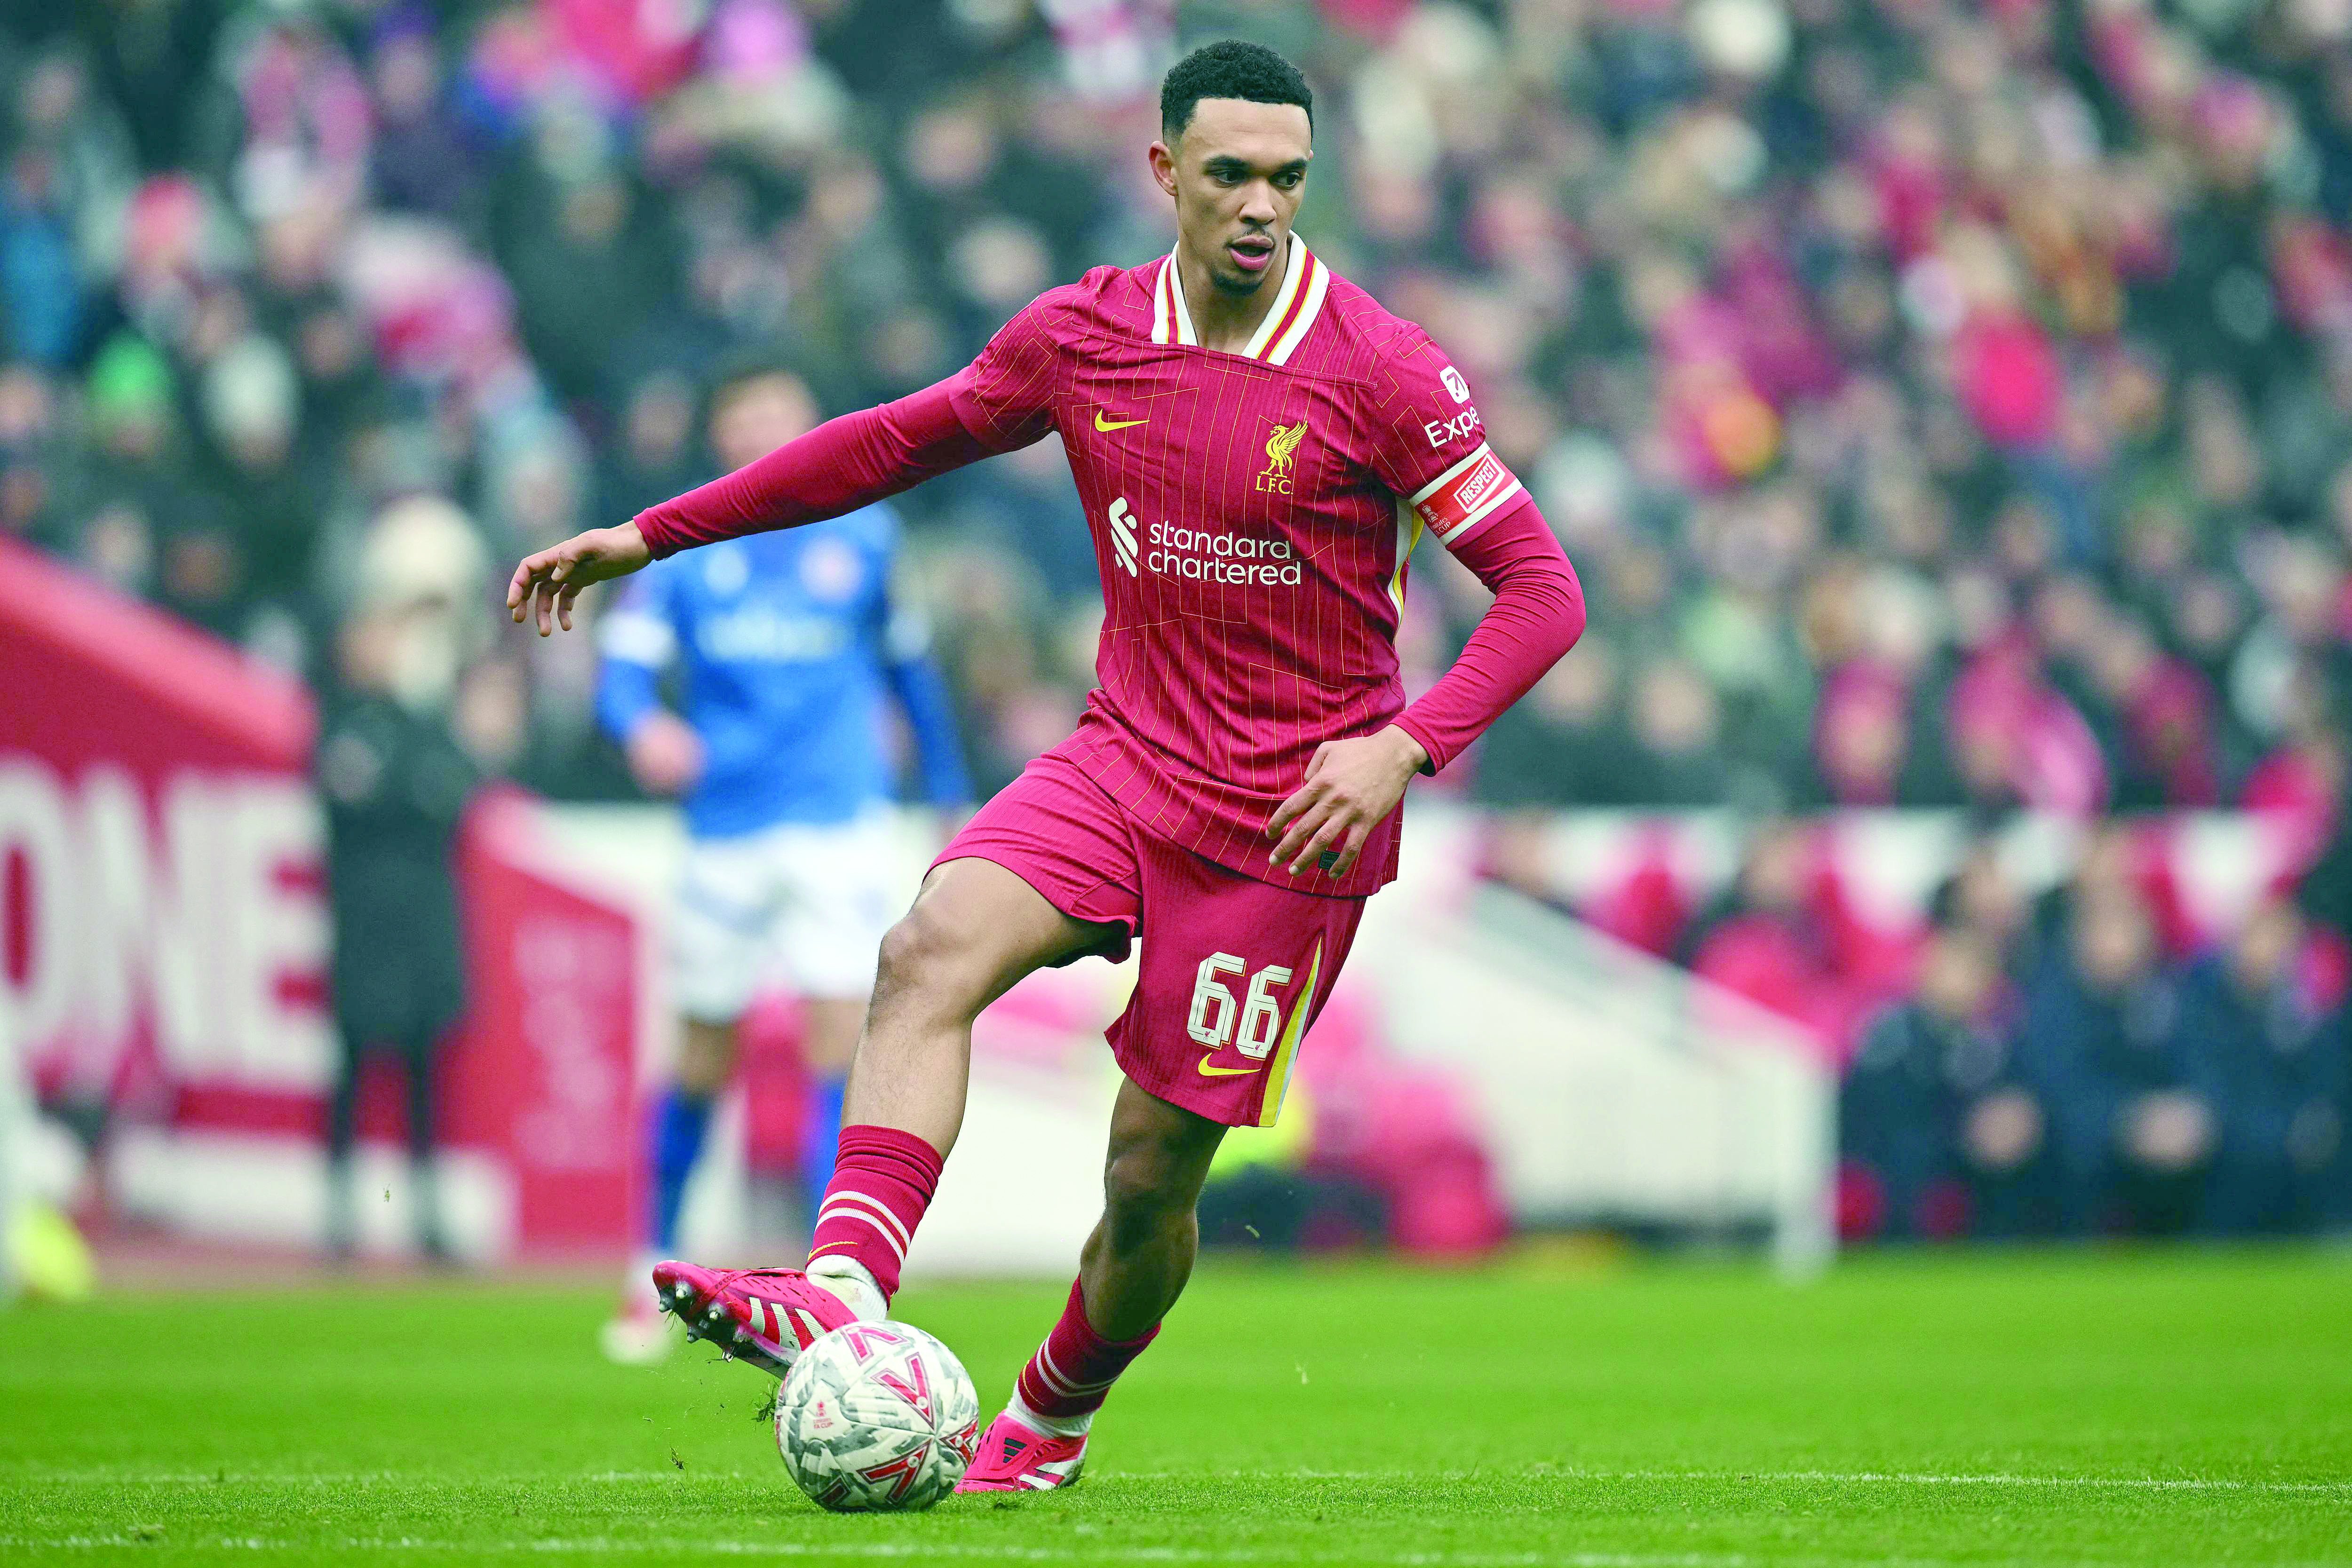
[670,809,901,1022]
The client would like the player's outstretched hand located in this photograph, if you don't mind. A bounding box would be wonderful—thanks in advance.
[1267,725,1429,879]
[507,522,652,636]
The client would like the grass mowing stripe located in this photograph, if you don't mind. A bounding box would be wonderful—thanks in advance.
[4,1251,2347,1568]
[20,1467,2350,1493]
[8,1541,2349,1568]
[0,1541,1764,1566]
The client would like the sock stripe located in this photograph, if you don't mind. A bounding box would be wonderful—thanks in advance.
[824,1189,914,1253]
[815,1195,911,1264]
[1036,1344,1117,1394]
[1014,1277,1161,1420]
[807,1125,944,1304]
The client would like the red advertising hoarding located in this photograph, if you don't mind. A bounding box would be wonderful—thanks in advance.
[0,536,636,1256]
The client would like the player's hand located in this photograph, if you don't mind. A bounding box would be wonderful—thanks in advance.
[626,711,704,795]
[1266,725,1429,879]
[507,522,652,636]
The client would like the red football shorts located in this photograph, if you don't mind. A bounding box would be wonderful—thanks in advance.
[932,744,1365,1128]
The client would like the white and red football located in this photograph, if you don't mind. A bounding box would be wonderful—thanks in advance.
[774,1320,981,1512]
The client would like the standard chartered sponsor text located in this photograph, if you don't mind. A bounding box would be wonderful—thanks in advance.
[1145,520,1303,586]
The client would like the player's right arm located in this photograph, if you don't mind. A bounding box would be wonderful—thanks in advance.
[509,301,1063,637]
[509,522,653,636]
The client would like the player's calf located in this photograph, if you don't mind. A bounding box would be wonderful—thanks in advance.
[1081,1083,1226,1335]
[958,1088,1215,1493]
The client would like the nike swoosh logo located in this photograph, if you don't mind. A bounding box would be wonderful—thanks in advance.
[1197,1058,1261,1078]
[1094,411,1147,432]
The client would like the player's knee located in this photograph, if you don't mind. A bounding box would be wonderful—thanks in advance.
[1101,1140,1200,1238]
[873,913,938,1001]
[873,901,986,1020]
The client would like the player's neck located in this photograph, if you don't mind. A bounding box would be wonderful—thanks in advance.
[1174,233,1290,355]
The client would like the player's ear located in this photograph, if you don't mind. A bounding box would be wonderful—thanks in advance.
[1147,139,1179,199]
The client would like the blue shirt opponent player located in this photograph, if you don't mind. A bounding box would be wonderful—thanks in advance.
[596,364,971,1363]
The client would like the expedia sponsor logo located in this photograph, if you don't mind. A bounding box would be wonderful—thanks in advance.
[1423,406,1482,447]
[1103,496,1302,586]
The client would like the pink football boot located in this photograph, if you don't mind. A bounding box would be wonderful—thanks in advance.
[650,1260,860,1379]
[953,1409,1087,1492]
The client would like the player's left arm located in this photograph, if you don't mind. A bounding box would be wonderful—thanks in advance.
[1267,492,1585,876]
[1269,343,1586,879]
[1387,492,1587,776]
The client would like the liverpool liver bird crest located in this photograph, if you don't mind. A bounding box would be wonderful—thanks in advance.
[1258,419,1308,492]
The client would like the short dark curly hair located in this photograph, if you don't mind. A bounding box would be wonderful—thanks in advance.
[1159,40,1313,140]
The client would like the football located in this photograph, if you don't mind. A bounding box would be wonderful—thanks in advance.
[774,1321,982,1512]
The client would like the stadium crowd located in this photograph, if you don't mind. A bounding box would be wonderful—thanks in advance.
[2,0,2348,1239]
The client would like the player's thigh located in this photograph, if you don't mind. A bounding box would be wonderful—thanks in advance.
[1107,848,1367,1131]
[885,753,1145,1016]
[675,1016,738,1094]
[880,855,1119,1017]
[670,833,787,1025]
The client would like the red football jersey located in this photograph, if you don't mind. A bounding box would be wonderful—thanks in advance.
[946,238,1527,896]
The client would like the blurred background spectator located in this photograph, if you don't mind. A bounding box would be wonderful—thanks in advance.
[317,493,495,1263]
[3,0,2347,1245]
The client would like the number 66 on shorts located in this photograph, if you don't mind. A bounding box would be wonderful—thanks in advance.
[1188,955,1295,1061]
[933,744,1369,1130]
[1107,847,1367,1129]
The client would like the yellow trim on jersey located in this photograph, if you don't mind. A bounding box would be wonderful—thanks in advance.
[1266,247,1331,367]
[1151,238,1328,362]
[1389,496,1424,614]
[1237,237,1310,359]
[1163,252,1199,346]
[1256,937,1325,1128]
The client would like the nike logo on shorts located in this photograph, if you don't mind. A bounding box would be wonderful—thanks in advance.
[1197,1058,1260,1077]
[1093,410,1147,432]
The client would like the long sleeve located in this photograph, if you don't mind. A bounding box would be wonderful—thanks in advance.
[1391,493,1587,775]
[633,380,998,558]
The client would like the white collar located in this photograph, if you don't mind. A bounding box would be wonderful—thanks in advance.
[1151,234,1329,364]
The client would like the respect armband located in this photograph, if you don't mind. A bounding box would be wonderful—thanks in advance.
[1409,443,1525,543]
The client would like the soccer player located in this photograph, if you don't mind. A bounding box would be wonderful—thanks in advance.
[593,362,972,1363]
[510,41,1586,1487]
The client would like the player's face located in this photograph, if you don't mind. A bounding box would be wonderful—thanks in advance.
[1150,99,1312,298]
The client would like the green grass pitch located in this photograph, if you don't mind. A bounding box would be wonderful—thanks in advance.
[3,1249,2348,1566]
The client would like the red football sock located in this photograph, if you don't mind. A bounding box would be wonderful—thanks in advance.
[1012,1277,1160,1419]
[807,1124,943,1302]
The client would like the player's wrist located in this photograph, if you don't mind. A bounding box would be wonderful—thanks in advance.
[1379,723,1430,778]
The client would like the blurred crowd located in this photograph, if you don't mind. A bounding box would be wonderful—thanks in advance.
[1839,842,2350,1240]
[6,0,2352,1235]
[10,0,2352,812]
